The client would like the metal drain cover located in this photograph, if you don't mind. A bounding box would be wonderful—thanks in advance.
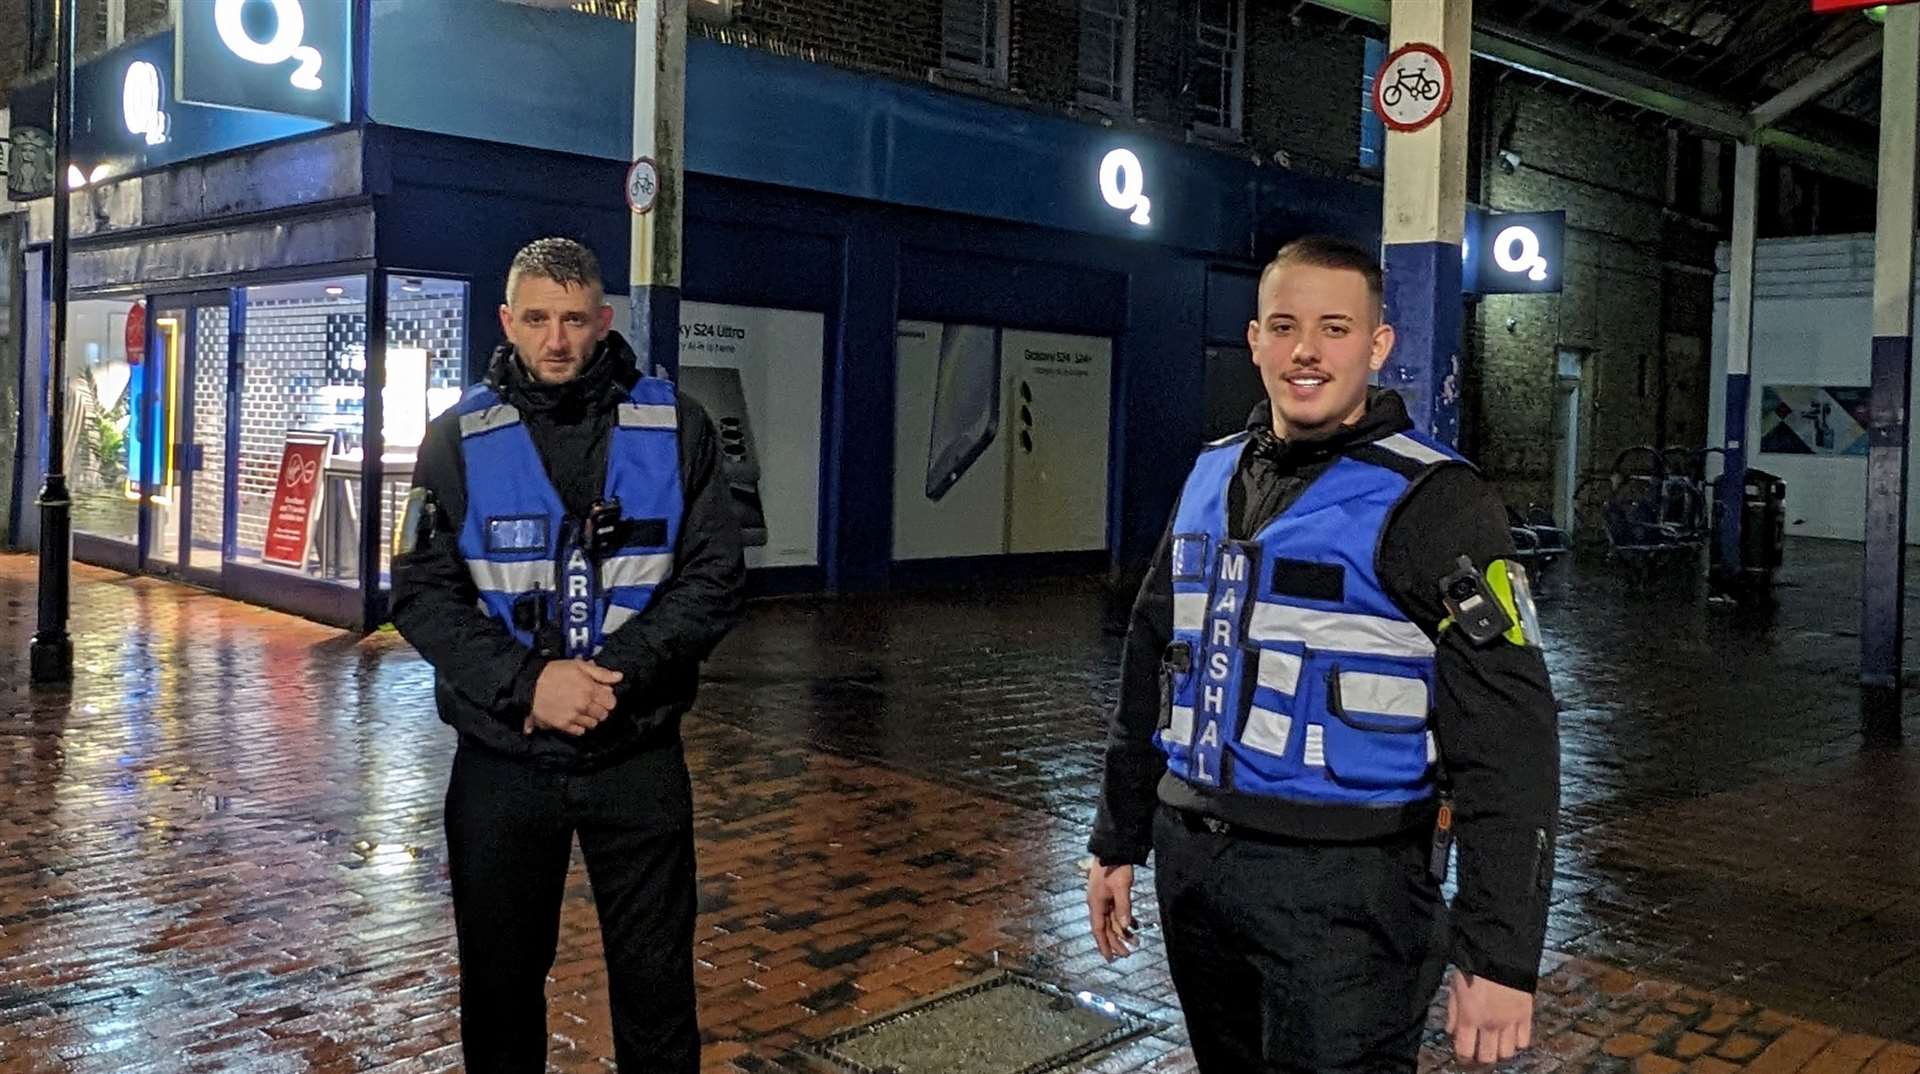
[802,972,1157,1074]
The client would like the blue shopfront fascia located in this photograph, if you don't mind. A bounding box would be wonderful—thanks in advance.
[8,5,1388,590]
[12,2,1378,261]
[364,0,1377,260]
[7,32,332,185]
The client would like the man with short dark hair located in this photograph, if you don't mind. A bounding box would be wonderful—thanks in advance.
[392,237,744,1073]
[1087,236,1560,1072]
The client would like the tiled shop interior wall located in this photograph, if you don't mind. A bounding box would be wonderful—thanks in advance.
[236,293,464,570]
[380,289,467,581]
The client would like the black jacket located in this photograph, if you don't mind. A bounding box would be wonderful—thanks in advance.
[1089,390,1560,993]
[390,332,746,770]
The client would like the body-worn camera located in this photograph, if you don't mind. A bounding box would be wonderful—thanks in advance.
[1438,555,1513,646]
[585,498,625,558]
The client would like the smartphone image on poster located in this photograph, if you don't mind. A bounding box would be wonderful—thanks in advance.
[678,364,769,548]
[925,325,1002,502]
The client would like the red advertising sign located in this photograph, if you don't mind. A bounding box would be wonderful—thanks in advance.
[1812,0,1914,13]
[125,301,145,365]
[263,432,333,568]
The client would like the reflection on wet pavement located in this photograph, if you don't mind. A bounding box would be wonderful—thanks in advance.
[0,538,1915,1072]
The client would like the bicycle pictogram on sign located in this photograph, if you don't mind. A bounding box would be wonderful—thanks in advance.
[1372,43,1455,133]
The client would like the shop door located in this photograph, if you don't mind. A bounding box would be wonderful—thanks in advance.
[141,292,238,584]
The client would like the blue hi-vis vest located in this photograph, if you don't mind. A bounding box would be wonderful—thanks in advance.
[1157,429,1464,807]
[454,378,683,658]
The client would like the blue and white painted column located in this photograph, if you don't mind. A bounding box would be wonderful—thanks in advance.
[1379,0,1471,445]
[1862,2,1920,725]
[629,0,686,379]
[1717,141,1758,590]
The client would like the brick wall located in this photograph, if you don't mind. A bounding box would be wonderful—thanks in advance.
[0,0,30,106]
[1469,82,1686,516]
[1132,0,1191,129]
[1009,0,1077,109]
[1243,7,1366,179]
[722,0,942,82]
[0,0,170,99]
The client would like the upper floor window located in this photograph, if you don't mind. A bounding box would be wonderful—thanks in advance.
[944,0,1010,82]
[1079,0,1136,113]
[1192,0,1245,134]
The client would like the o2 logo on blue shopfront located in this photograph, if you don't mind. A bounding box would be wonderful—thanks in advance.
[177,0,349,124]
[216,0,325,91]
[1099,148,1153,227]
[123,60,169,146]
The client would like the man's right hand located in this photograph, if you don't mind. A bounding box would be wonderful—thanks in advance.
[1086,860,1137,961]
[526,660,624,736]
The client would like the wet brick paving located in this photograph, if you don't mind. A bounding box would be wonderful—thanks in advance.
[0,537,1916,1073]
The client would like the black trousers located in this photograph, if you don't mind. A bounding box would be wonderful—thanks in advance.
[445,740,699,1074]
[1152,806,1449,1074]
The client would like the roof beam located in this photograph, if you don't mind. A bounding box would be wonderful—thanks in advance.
[1300,0,1878,185]
[1750,32,1883,129]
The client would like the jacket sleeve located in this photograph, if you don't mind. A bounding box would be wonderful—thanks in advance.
[1088,523,1175,866]
[1380,465,1560,993]
[591,394,747,697]
[389,414,548,721]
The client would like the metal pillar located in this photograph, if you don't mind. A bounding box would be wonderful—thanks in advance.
[1380,0,1472,444]
[1716,143,1759,592]
[28,0,74,686]
[1862,3,1920,740]
[629,0,687,380]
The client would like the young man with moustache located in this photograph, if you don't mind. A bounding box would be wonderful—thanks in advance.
[1087,236,1560,1072]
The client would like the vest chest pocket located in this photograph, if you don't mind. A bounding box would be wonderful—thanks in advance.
[1228,643,1307,781]
[1319,659,1434,790]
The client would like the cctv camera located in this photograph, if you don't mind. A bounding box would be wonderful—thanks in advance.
[1498,149,1521,174]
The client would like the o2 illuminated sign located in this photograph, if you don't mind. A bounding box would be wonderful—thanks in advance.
[177,0,351,124]
[123,60,169,146]
[1099,148,1152,227]
[1492,225,1549,281]
[1463,210,1564,294]
[215,0,325,91]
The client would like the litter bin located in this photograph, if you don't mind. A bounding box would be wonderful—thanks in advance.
[1712,467,1784,593]
[1740,468,1785,578]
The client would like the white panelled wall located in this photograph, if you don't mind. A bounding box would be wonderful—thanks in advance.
[1710,235,1914,542]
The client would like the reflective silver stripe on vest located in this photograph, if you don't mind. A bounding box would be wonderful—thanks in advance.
[617,403,677,430]
[1248,602,1436,658]
[604,604,639,636]
[1375,432,1451,466]
[1174,593,1207,633]
[465,558,555,593]
[1303,723,1327,766]
[1336,670,1429,719]
[600,552,673,591]
[1165,705,1195,746]
[1243,706,1292,757]
[1256,649,1302,696]
[460,404,523,439]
